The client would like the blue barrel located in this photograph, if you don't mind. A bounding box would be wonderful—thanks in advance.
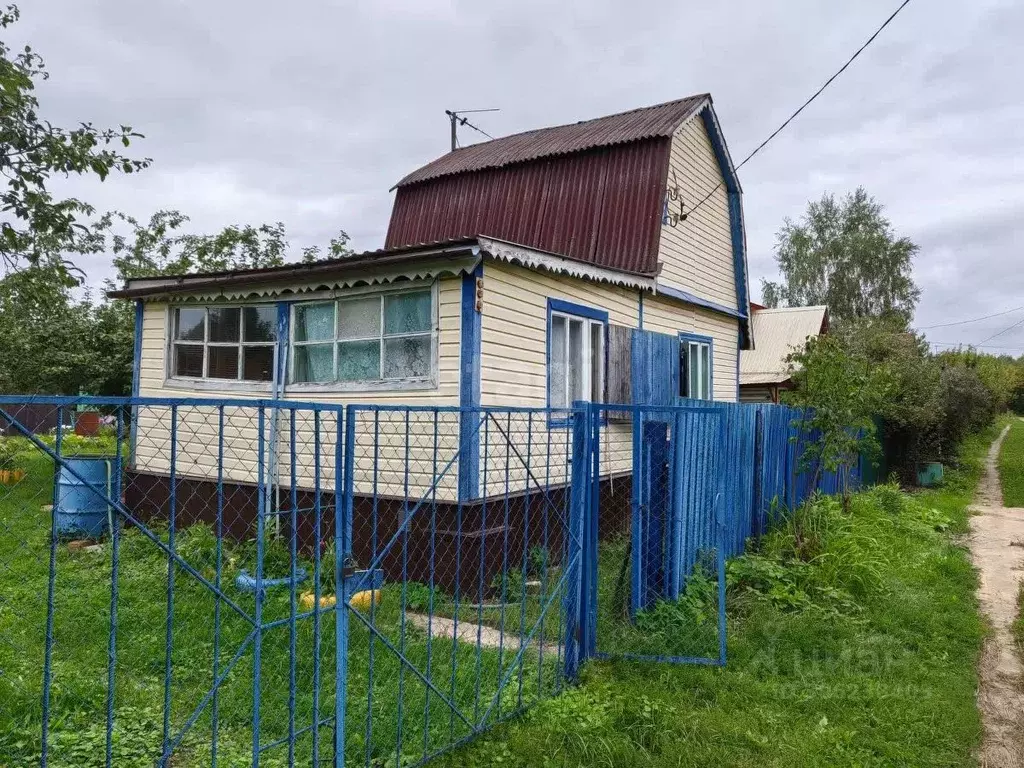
[56,458,117,539]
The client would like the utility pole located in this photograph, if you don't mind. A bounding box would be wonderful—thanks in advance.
[444,108,499,151]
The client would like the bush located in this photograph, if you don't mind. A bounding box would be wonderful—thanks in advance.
[937,365,995,456]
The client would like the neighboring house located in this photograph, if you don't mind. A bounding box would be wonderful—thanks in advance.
[109,93,752,517]
[738,304,829,404]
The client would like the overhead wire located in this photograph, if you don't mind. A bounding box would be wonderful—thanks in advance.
[918,305,1024,330]
[681,0,914,221]
[978,315,1024,346]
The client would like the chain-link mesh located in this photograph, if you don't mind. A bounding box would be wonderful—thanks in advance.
[0,395,854,767]
[0,398,346,766]
[591,404,726,665]
[0,398,583,768]
[344,406,576,767]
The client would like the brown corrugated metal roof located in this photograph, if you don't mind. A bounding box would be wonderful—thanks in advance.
[386,139,669,275]
[394,94,710,188]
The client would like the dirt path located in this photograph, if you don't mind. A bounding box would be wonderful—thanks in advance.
[970,422,1024,767]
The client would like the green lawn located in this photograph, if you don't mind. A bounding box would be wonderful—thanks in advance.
[0,447,563,767]
[999,417,1024,507]
[1,423,998,767]
[432,426,998,768]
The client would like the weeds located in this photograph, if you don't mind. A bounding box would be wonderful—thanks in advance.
[999,417,1024,506]
[436,422,997,768]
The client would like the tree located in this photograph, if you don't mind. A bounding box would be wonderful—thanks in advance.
[1,4,148,273]
[90,212,352,395]
[0,261,99,393]
[784,334,891,500]
[762,188,920,324]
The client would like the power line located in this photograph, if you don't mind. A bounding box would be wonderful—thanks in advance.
[681,0,913,222]
[929,341,1024,352]
[918,304,1024,330]
[978,315,1024,346]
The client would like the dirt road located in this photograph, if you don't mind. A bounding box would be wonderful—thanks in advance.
[970,422,1024,767]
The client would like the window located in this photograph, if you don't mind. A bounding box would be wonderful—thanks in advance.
[679,334,712,400]
[290,288,434,385]
[548,300,607,410]
[171,305,277,381]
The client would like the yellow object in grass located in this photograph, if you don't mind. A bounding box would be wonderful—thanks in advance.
[299,591,337,610]
[349,589,381,611]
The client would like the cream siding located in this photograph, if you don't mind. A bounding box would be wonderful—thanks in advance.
[640,294,738,403]
[133,278,463,500]
[476,262,741,496]
[656,116,738,310]
[479,262,639,408]
[130,261,742,504]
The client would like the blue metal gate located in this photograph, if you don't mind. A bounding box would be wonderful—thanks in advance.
[584,403,727,667]
[335,405,584,767]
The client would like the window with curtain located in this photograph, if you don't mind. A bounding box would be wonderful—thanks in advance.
[548,309,605,410]
[679,335,712,400]
[170,305,277,381]
[290,288,434,385]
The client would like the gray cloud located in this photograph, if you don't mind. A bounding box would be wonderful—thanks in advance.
[11,0,1024,352]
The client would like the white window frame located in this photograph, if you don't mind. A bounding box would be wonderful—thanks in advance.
[679,334,713,401]
[288,281,439,392]
[548,305,606,414]
[166,303,278,387]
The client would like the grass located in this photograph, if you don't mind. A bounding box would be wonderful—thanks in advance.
[429,424,1000,768]
[0,423,1000,767]
[999,416,1024,507]
[0,447,564,767]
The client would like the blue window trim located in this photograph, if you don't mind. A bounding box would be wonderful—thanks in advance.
[678,331,714,401]
[546,298,609,427]
[458,263,483,500]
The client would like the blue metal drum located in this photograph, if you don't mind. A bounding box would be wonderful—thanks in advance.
[55,458,117,538]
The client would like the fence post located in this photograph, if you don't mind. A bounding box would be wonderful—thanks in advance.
[563,403,591,680]
[335,406,355,766]
[585,403,601,660]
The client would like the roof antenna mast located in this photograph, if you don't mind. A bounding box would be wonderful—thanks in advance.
[445,108,499,151]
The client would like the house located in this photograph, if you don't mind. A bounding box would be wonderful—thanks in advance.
[108,93,752,569]
[738,303,828,404]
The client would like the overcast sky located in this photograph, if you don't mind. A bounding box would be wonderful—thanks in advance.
[12,0,1024,353]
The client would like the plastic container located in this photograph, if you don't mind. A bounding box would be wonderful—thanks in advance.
[55,458,116,538]
[916,461,944,488]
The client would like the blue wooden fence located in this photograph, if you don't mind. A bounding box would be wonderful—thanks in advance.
[677,398,863,560]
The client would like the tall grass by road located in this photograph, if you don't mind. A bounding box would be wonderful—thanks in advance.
[999,416,1024,507]
[436,425,998,768]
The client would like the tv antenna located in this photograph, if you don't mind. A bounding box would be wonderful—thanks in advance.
[445,108,499,151]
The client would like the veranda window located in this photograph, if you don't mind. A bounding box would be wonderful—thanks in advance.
[290,288,434,385]
[171,306,277,381]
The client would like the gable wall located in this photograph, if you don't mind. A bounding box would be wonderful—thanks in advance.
[656,115,739,310]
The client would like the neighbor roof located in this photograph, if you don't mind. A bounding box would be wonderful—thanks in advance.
[393,94,710,188]
[739,305,829,385]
